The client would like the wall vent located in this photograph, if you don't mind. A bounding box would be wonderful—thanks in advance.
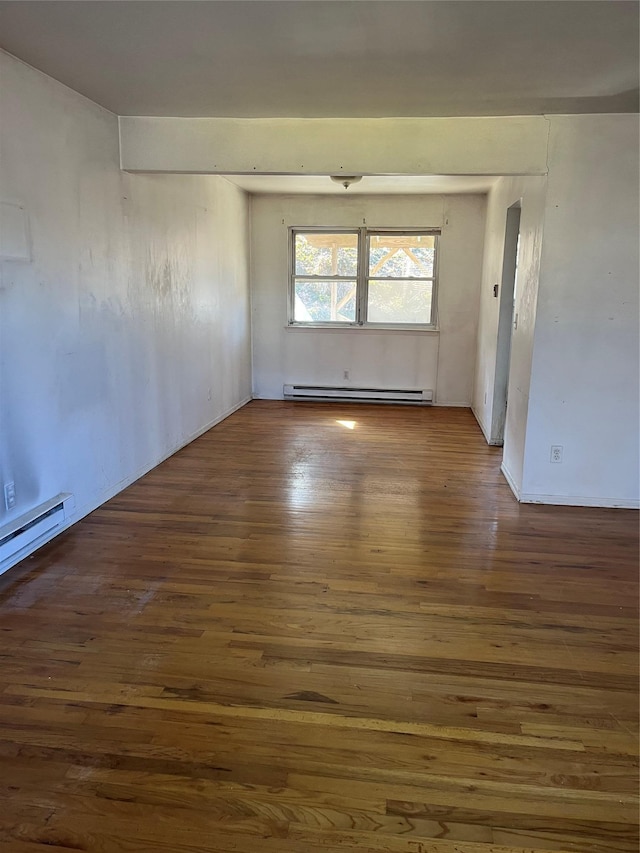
[283,385,433,405]
[0,493,75,576]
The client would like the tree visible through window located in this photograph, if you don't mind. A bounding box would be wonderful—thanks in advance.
[290,229,439,328]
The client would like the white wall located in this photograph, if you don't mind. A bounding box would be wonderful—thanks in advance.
[250,194,486,404]
[521,116,639,506]
[0,52,252,556]
[472,176,547,497]
[473,117,639,508]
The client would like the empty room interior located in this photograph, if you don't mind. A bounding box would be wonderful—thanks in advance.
[0,1,639,851]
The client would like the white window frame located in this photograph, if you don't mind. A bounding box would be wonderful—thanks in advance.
[288,226,440,330]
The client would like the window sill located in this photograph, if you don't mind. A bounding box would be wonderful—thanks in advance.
[285,324,439,334]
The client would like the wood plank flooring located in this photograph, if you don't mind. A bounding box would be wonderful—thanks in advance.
[0,401,637,853]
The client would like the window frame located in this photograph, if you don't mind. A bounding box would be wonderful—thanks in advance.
[288,226,440,330]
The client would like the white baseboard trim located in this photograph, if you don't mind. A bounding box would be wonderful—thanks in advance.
[471,406,491,442]
[500,462,521,500]
[471,406,504,446]
[479,460,635,510]
[519,492,639,509]
[433,402,471,408]
[0,396,252,578]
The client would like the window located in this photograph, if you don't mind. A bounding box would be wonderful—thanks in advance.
[289,228,439,329]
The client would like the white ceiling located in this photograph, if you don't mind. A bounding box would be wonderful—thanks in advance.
[224,175,499,196]
[0,1,637,118]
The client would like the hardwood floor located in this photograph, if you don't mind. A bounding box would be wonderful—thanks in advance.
[0,400,637,853]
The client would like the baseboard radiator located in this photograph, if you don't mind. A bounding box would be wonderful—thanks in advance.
[283,384,433,405]
[0,493,75,575]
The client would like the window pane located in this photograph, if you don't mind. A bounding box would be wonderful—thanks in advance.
[369,234,435,278]
[367,280,433,325]
[295,233,358,277]
[295,280,356,322]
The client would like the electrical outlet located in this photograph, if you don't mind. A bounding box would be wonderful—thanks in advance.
[550,445,563,464]
[343,369,350,381]
[4,481,16,510]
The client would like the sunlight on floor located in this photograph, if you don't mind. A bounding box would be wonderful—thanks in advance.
[336,420,357,430]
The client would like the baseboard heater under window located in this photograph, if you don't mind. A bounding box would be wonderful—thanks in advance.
[0,493,75,575]
[283,385,433,405]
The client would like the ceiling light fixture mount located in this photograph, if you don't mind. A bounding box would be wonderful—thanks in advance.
[330,175,363,190]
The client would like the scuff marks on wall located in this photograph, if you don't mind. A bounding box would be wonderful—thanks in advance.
[0,50,252,530]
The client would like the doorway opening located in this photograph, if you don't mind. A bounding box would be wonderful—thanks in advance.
[490,202,521,445]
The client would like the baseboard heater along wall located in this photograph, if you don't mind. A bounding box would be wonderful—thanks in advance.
[283,385,433,405]
[0,493,75,575]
